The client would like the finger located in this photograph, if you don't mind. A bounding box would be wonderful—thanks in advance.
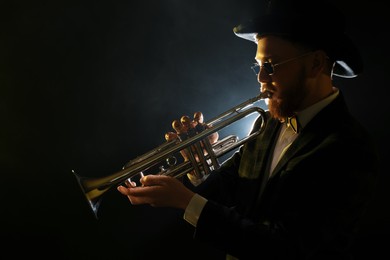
[117,185,130,195]
[180,149,189,161]
[169,120,189,161]
[118,184,155,204]
[208,129,219,144]
[140,175,167,186]
[165,131,178,142]
[193,111,204,124]
[127,186,162,206]
[198,123,218,144]
[172,119,184,134]
[125,178,137,187]
[193,114,208,134]
[180,115,192,132]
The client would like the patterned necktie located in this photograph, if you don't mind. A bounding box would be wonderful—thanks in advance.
[286,115,300,134]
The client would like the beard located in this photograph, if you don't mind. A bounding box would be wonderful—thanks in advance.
[267,69,307,121]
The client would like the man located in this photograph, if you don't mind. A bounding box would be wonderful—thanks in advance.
[118,0,378,259]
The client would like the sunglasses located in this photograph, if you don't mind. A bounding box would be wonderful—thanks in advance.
[251,52,313,75]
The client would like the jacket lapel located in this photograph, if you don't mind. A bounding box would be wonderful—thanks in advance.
[270,129,316,176]
[238,113,280,179]
[269,92,348,178]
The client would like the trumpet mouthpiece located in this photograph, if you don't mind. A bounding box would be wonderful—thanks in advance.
[259,91,271,99]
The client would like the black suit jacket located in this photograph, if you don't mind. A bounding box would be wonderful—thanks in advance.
[192,92,378,259]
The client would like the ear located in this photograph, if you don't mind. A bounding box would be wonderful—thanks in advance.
[308,50,328,77]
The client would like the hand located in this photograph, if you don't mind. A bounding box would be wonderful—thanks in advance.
[117,175,195,210]
[165,111,218,142]
[164,112,219,181]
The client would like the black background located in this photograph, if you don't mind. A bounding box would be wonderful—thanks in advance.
[1,0,389,259]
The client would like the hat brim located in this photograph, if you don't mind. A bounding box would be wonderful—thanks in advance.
[233,14,363,78]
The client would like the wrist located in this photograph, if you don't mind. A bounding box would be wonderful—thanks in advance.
[180,190,196,210]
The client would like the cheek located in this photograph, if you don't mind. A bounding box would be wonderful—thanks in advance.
[274,66,305,96]
[271,80,289,98]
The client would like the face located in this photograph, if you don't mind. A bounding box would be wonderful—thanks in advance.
[255,35,311,121]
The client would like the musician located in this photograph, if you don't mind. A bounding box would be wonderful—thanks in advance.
[118,0,378,259]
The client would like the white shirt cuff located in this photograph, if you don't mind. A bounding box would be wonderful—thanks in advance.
[183,193,208,227]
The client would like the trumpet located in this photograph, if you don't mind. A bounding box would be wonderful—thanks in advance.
[72,92,270,218]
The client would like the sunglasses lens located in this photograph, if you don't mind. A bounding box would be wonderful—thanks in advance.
[251,64,260,75]
[263,63,274,74]
[251,63,274,75]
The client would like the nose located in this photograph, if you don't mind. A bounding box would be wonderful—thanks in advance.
[257,66,271,83]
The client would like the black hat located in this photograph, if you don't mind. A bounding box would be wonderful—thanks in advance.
[233,0,362,78]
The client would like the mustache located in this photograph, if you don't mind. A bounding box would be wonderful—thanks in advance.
[261,84,276,94]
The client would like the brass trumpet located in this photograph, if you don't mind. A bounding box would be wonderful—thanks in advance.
[72,92,270,218]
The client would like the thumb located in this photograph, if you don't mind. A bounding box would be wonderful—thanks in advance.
[140,175,167,186]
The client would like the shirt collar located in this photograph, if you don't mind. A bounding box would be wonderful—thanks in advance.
[295,87,339,130]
